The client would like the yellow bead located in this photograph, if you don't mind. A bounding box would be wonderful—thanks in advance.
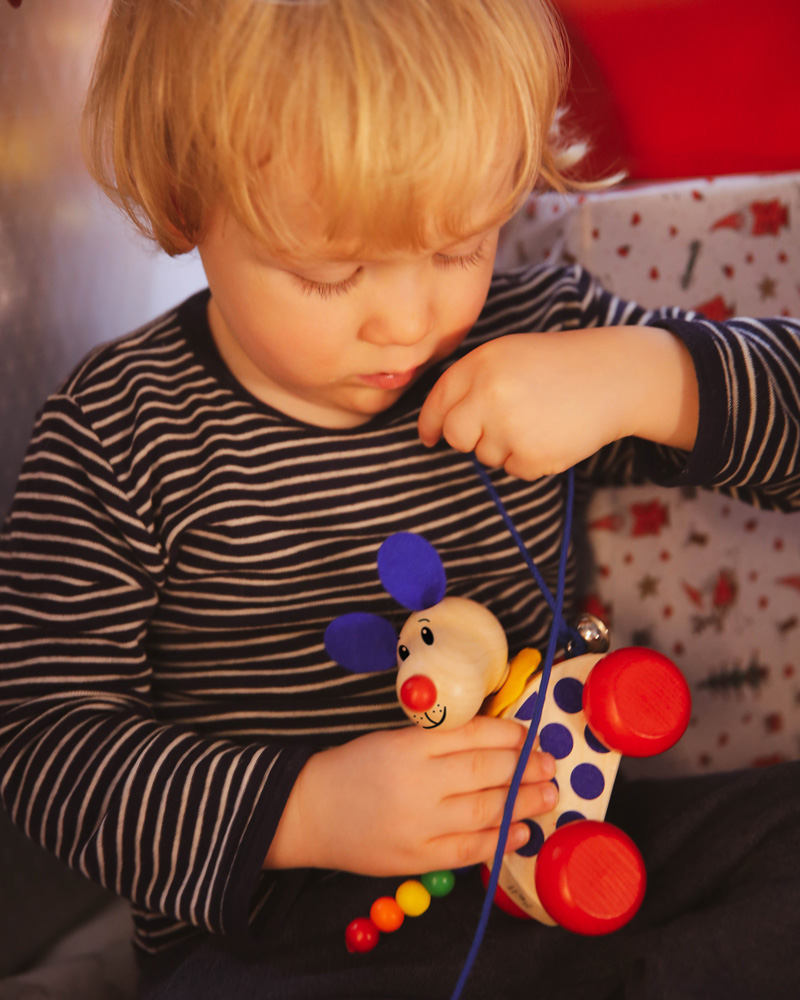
[395,879,431,917]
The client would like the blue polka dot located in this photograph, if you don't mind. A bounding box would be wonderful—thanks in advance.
[539,723,574,759]
[516,820,545,857]
[585,726,610,754]
[553,677,584,714]
[570,763,606,800]
[515,691,538,721]
[556,811,585,828]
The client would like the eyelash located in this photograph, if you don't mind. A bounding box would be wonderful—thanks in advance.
[435,243,488,271]
[297,269,364,300]
[296,241,488,299]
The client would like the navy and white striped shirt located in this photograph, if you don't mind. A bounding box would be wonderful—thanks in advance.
[1,264,799,956]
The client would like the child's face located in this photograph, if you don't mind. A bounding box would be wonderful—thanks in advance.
[197,194,504,428]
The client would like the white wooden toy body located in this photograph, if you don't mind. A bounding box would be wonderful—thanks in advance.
[492,651,619,925]
[390,598,690,934]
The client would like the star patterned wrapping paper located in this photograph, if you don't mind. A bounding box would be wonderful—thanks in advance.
[497,173,800,776]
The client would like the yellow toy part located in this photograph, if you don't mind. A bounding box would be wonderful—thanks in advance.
[481,647,542,718]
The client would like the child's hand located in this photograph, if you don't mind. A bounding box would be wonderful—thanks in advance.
[264,717,557,876]
[418,327,699,480]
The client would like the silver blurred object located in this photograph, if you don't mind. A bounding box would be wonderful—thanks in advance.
[0,0,205,516]
[567,613,610,655]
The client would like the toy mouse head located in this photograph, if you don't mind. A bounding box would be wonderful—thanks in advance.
[325,533,509,730]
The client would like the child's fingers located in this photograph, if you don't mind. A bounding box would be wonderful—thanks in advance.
[427,714,531,755]
[429,717,555,789]
[472,434,513,472]
[417,366,469,447]
[420,380,512,466]
[428,819,539,872]
[442,780,558,836]
[438,742,555,796]
[439,405,484,456]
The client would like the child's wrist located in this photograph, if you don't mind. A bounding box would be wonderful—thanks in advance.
[620,325,699,450]
[262,753,321,870]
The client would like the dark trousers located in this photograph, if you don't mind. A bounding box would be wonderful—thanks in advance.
[141,761,800,999]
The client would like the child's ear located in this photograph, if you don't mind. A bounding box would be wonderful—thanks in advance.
[324,612,398,674]
[377,533,447,611]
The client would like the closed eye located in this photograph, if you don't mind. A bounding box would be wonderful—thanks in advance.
[295,267,364,299]
[434,239,488,270]
[293,236,488,299]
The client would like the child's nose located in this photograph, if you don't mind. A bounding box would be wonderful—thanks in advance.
[361,286,434,347]
[362,309,433,347]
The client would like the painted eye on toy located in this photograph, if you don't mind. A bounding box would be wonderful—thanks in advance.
[398,645,410,661]
[421,627,434,646]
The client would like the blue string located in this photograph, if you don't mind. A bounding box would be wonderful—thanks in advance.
[449,465,576,1000]
[470,456,583,652]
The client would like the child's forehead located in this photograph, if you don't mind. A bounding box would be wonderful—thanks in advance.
[285,221,498,265]
[253,156,518,262]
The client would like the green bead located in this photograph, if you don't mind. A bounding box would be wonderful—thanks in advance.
[420,870,455,897]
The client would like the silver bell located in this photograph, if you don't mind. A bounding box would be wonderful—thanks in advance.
[567,613,610,655]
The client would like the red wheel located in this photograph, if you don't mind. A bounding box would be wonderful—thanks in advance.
[479,865,533,921]
[534,820,646,935]
[583,647,691,757]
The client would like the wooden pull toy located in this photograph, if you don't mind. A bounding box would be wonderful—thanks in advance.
[326,533,691,941]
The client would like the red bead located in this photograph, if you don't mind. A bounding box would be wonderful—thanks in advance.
[534,820,646,935]
[399,674,437,712]
[583,647,691,757]
[345,917,380,953]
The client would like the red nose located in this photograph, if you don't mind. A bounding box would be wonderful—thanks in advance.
[400,675,437,713]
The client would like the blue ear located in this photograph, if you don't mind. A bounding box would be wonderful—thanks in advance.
[377,532,447,611]
[324,612,398,674]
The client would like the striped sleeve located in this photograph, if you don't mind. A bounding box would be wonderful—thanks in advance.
[0,394,311,938]
[648,315,800,506]
[568,266,800,509]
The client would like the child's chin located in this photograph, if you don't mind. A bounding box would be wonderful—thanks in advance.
[352,382,411,410]
[311,388,407,428]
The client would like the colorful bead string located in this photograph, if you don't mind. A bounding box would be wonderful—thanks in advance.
[345,870,455,953]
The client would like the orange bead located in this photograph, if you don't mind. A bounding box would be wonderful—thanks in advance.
[370,896,405,932]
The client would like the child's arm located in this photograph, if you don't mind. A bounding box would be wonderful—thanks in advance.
[263,717,557,876]
[419,268,800,509]
[0,396,313,940]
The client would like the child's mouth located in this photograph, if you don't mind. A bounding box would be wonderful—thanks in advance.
[359,369,419,390]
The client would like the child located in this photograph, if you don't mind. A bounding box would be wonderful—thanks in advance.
[1,0,799,997]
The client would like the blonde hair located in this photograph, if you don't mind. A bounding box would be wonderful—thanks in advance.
[83,0,586,257]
